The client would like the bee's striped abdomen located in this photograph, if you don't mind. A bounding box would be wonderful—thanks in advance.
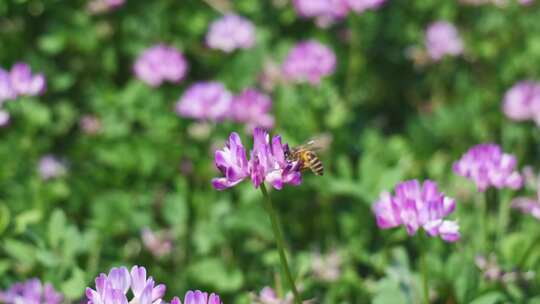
[306,151,324,176]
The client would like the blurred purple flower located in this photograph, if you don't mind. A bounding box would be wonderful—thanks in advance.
[80,115,102,135]
[0,110,10,128]
[0,278,63,304]
[38,155,66,180]
[512,197,540,220]
[453,143,523,192]
[259,60,283,92]
[519,0,534,5]
[88,0,125,13]
[425,21,464,61]
[170,290,222,304]
[9,63,46,96]
[175,81,233,121]
[373,180,460,242]
[206,14,256,53]
[134,44,189,87]
[311,250,342,282]
[86,265,166,304]
[253,287,293,304]
[347,0,386,13]
[141,228,173,258]
[502,81,540,124]
[282,40,336,85]
[231,88,274,130]
[0,68,17,103]
[212,128,302,190]
[292,0,349,26]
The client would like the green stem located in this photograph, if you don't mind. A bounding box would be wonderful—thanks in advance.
[419,234,429,304]
[260,183,301,304]
[482,190,490,251]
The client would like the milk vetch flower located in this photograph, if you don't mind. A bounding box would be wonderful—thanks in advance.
[373,179,460,242]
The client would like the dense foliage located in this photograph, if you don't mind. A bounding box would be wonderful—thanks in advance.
[1,0,540,303]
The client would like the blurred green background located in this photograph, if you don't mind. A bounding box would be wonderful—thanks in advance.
[1,0,540,303]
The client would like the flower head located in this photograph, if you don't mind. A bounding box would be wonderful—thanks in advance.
[88,0,125,13]
[453,143,523,192]
[372,180,460,242]
[10,63,46,96]
[80,115,102,135]
[292,0,349,26]
[282,40,336,85]
[170,290,222,304]
[0,68,17,103]
[86,266,166,304]
[252,287,293,304]
[0,278,63,304]
[141,228,173,258]
[206,14,256,53]
[502,81,540,124]
[425,21,464,61]
[311,250,342,282]
[231,89,274,130]
[38,155,66,180]
[512,197,540,220]
[346,0,386,13]
[134,44,189,87]
[212,128,302,190]
[175,81,233,121]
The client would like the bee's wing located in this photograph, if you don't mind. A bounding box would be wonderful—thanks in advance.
[295,135,331,152]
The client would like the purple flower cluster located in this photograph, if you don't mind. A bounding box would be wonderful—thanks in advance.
[453,143,523,192]
[282,40,336,85]
[176,82,232,121]
[212,128,302,190]
[206,14,256,53]
[134,45,189,87]
[87,0,125,13]
[512,196,540,220]
[502,81,540,124]
[292,0,386,26]
[38,155,66,180]
[372,180,460,242]
[86,266,221,304]
[425,21,464,61]
[176,82,275,129]
[0,63,46,103]
[0,278,63,304]
[253,287,294,304]
[170,291,222,304]
[141,228,173,258]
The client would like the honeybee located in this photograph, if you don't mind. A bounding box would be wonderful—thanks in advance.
[285,136,329,176]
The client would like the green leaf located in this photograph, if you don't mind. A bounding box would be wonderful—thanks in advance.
[0,204,10,235]
[48,209,66,248]
[470,292,506,304]
[188,258,244,292]
[61,268,86,300]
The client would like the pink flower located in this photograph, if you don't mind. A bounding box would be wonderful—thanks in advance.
[502,81,540,124]
[206,14,256,53]
[141,228,173,258]
[38,155,66,180]
[373,180,460,242]
[9,63,46,96]
[171,290,222,304]
[453,143,523,192]
[212,128,302,190]
[175,81,233,121]
[282,40,336,85]
[512,197,540,220]
[425,21,464,61]
[231,88,274,130]
[347,0,386,13]
[134,44,189,87]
